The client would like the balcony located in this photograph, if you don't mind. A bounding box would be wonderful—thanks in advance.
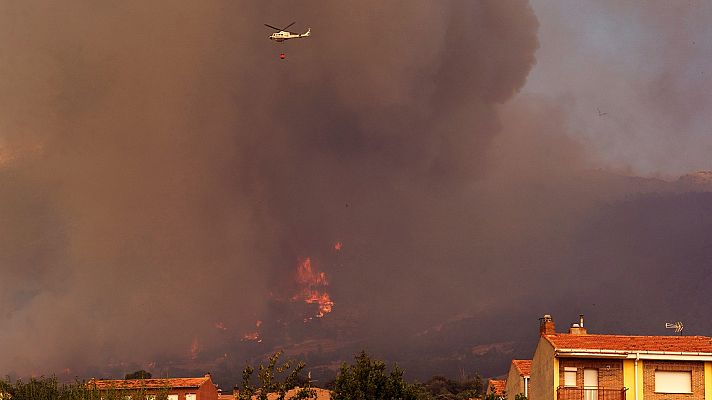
[557,386,627,400]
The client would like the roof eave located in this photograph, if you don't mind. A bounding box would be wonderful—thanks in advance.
[555,349,712,361]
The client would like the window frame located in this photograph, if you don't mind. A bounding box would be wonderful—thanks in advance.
[564,367,577,387]
[654,370,692,394]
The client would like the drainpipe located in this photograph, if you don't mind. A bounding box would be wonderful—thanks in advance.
[634,353,640,400]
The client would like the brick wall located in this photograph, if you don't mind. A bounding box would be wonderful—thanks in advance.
[108,383,218,400]
[558,359,624,389]
[643,361,704,400]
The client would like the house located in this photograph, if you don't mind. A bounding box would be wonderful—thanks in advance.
[252,387,331,400]
[88,374,219,400]
[487,379,507,398]
[218,392,236,400]
[530,314,712,400]
[504,360,531,400]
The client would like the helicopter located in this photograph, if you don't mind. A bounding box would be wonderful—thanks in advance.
[264,22,311,42]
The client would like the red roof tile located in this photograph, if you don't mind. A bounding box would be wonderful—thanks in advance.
[512,359,531,376]
[488,379,506,395]
[545,334,712,353]
[88,376,210,390]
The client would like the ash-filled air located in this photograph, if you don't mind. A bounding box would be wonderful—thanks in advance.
[1,0,712,386]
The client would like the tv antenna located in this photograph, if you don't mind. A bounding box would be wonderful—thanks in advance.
[665,321,684,335]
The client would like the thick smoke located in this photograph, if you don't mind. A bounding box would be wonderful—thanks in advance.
[1,0,711,385]
[527,0,712,176]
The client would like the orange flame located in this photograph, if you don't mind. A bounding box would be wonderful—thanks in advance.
[293,257,334,318]
[303,290,334,317]
[334,242,343,251]
[296,258,328,285]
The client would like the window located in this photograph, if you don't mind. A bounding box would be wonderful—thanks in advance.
[146,396,156,400]
[564,367,577,387]
[655,371,692,393]
[583,369,598,400]
[186,394,197,400]
[167,396,178,400]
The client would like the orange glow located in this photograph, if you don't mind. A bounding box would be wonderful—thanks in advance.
[241,320,262,342]
[303,290,334,317]
[334,241,343,251]
[295,258,328,285]
[214,321,227,331]
[292,257,334,318]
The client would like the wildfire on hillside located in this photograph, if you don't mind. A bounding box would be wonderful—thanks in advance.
[292,257,334,318]
[241,320,263,342]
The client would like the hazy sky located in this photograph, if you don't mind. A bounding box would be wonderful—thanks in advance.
[0,0,711,385]
[526,0,712,177]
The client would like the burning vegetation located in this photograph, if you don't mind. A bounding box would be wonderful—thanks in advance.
[241,320,262,342]
[292,257,334,318]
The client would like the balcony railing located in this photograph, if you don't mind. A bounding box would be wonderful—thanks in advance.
[557,386,627,400]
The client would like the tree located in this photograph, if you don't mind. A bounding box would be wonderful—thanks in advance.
[238,350,316,400]
[330,350,422,400]
[124,370,152,380]
[420,373,484,400]
[0,376,168,400]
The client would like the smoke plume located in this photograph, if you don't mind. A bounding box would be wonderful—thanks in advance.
[1,0,711,384]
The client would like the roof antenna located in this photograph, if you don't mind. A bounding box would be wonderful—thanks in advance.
[665,321,684,335]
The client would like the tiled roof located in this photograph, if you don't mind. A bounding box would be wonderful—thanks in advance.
[512,359,532,376]
[488,379,506,395]
[545,334,712,353]
[88,376,210,390]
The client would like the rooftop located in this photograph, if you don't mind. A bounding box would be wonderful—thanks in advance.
[254,388,331,400]
[488,379,506,395]
[88,376,211,390]
[511,359,531,376]
[544,334,712,354]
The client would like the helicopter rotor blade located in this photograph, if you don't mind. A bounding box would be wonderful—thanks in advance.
[282,21,296,31]
[264,23,281,31]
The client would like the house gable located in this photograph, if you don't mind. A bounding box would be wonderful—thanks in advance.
[505,360,531,400]
[530,336,556,400]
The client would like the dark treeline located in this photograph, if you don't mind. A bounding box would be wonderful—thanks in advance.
[0,376,170,400]
[1,352,497,400]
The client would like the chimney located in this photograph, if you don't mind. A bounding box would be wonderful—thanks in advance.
[569,314,588,334]
[569,323,588,335]
[539,314,556,336]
